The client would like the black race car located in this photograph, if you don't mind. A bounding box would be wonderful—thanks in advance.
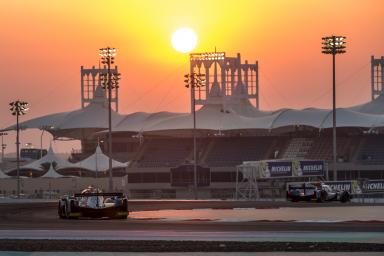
[58,187,128,219]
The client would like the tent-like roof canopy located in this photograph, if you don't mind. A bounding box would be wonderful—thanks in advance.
[21,145,73,171]
[110,104,384,134]
[5,87,384,138]
[40,164,66,178]
[71,145,128,172]
[2,86,124,140]
[0,170,10,179]
[349,94,384,115]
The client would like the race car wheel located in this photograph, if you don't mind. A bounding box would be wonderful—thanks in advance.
[340,191,350,203]
[65,201,78,219]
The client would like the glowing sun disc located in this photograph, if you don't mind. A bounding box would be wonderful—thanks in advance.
[172,28,197,53]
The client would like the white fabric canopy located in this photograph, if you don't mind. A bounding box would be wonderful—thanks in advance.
[349,94,384,115]
[2,86,124,139]
[21,145,73,171]
[5,90,384,136]
[111,104,384,133]
[40,164,65,178]
[0,170,10,179]
[71,145,128,172]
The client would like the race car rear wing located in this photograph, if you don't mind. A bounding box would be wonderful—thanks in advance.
[74,192,125,197]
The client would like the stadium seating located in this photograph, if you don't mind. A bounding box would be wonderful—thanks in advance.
[204,137,275,167]
[306,136,352,162]
[281,137,313,159]
[137,138,193,167]
[357,136,384,165]
[100,134,384,169]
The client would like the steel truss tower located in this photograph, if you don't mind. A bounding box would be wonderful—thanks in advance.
[189,52,259,112]
[80,66,119,112]
[371,56,384,100]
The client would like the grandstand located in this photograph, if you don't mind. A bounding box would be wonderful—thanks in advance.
[2,53,384,199]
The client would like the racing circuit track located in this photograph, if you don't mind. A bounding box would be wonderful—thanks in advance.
[0,200,384,231]
[1,200,384,252]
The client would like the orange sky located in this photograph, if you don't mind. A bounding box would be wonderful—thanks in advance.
[0,0,383,153]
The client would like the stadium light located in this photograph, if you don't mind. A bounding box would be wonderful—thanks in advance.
[184,72,205,199]
[190,52,225,61]
[9,100,29,198]
[322,36,346,181]
[99,47,121,192]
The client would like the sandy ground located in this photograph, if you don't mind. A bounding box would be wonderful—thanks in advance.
[129,206,384,222]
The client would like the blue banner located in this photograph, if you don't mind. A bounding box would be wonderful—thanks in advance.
[299,160,324,176]
[362,180,384,193]
[267,161,292,177]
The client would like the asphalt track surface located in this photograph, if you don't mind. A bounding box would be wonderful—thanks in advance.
[0,200,384,252]
[0,200,384,232]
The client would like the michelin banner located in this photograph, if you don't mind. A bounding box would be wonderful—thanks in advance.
[267,161,292,177]
[298,160,324,176]
[324,180,384,194]
[258,160,325,178]
[362,180,384,193]
[324,181,362,194]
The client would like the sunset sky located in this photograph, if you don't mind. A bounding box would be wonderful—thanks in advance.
[0,0,383,153]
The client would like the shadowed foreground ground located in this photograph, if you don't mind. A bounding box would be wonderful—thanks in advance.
[0,240,384,252]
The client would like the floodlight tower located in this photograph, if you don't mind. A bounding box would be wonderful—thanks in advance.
[189,52,259,111]
[99,47,121,192]
[371,56,384,100]
[9,100,29,198]
[322,35,346,181]
[184,71,205,199]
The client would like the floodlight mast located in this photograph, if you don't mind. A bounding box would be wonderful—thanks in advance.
[9,100,29,198]
[99,47,121,192]
[184,69,205,200]
[321,36,346,181]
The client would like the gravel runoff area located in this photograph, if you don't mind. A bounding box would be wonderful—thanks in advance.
[0,240,384,252]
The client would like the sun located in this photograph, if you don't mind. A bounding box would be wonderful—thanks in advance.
[171,28,197,53]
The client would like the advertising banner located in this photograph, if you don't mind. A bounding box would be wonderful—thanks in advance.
[324,181,352,193]
[298,160,324,176]
[362,180,384,193]
[324,180,362,194]
[268,161,292,177]
[257,160,324,178]
[323,180,384,194]
[259,161,292,178]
